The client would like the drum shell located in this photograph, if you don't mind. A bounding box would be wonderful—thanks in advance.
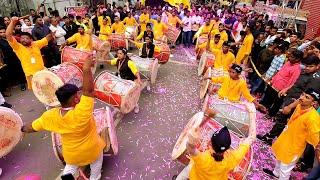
[129,55,159,84]
[108,34,128,51]
[165,26,181,44]
[154,43,170,64]
[92,35,111,62]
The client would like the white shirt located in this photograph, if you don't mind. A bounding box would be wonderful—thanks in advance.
[49,24,66,45]
[182,16,192,32]
[191,15,202,31]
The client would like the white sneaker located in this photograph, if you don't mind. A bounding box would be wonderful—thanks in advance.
[0,168,2,176]
[134,106,140,114]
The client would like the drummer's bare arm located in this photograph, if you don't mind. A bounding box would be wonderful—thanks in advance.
[82,56,94,97]
[45,32,54,42]
[282,99,299,115]
[5,17,19,42]
[21,123,37,133]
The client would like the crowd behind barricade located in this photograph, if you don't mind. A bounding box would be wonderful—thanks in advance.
[0,0,320,179]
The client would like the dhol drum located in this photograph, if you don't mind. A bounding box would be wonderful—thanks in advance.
[125,26,137,40]
[108,33,128,51]
[202,95,256,137]
[195,35,208,60]
[165,25,181,44]
[154,43,170,64]
[129,55,159,84]
[171,112,252,180]
[52,106,119,164]
[94,71,141,114]
[61,46,97,73]
[92,35,111,62]
[0,107,23,157]
[198,51,215,76]
[32,63,83,107]
[199,67,228,99]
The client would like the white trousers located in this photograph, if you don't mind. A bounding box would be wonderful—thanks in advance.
[0,92,5,105]
[176,164,192,180]
[62,153,103,180]
[273,160,297,180]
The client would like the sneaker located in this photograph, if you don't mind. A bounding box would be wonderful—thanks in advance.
[1,102,12,108]
[134,106,140,114]
[263,168,278,178]
[20,84,26,91]
[100,64,104,69]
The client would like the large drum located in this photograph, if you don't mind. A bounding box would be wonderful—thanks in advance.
[94,71,141,114]
[125,26,138,40]
[52,106,118,164]
[129,55,159,84]
[154,43,170,64]
[0,107,23,157]
[199,67,228,99]
[32,63,83,107]
[108,33,128,51]
[92,35,111,62]
[202,95,256,137]
[61,46,97,73]
[171,112,252,180]
[198,51,215,76]
[165,25,181,44]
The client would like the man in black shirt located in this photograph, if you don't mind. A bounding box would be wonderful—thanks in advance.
[62,16,78,39]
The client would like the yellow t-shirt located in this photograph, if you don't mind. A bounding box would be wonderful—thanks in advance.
[199,40,224,51]
[111,22,126,34]
[150,20,168,40]
[190,144,250,180]
[272,104,320,164]
[211,76,255,102]
[133,42,161,53]
[168,14,182,26]
[139,13,150,32]
[32,96,106,166]
[67,33,93,50]
[110,58,139,75]
[213,50,236,71]
[212,29,228,42]
[194,24,213,38]
[123,17,137,26]
[210,20,222,30]
[99,24,111,41]
[8,37,47,76]
[236,33,254,64]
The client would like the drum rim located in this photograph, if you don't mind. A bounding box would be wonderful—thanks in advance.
[200,67,212,99]
[0,106,23,158]
[150,58,159,84]
[198,51,208,76]
[120,81,141,113]
[32,69,65,107]
[51,132,65,164]
[104,106,119,155]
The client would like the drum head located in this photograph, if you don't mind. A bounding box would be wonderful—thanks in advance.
[171,112,204,160]
[150,58,159,84]
[0,107,23,157]
[200,67,212,99]
[198,51,208,76]
[120,82,141,114]
[32,69,64,107]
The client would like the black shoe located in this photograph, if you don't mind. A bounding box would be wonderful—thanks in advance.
[263,168,278,178]
[257,134,273,145]
[1,102,12,108]
[20,84,26,91]
[172,175,177,180]
[100,64,104,69]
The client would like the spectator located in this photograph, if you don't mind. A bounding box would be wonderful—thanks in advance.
[49,17,66,46]
[181,11,192,48]
[62,16,78,39]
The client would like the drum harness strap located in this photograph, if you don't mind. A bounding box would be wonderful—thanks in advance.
[59,107,74,117]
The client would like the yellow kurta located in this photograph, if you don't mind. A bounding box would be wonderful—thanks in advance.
[8,37,47,76]
[272,105,320,164]
[211,76,255,102]
[139,13,150,32]
[213,50,236,71]
[210,20,222,30]
[32,96,106,166]
[236,33,254,64]
[111,22,126,34]
[99,24,111,41]
[67,33,93,50]
[199,40,224,51]
[168,14,182,27]
[150,19,168,40]
[110,58,139,75]
[212,29,228,42]
[98,16,111,26]
[194,24,213,38]
[123,17,137,26]
[189,144,250,180]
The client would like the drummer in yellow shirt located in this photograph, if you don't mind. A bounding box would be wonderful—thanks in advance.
[198,34,224,52]
[173,108,256,180]
[98,17,111,41]
[127,36,160,58]
[6,16,54,89]
[203,64,265,110]
[193,18,213,41]
[211,23,228,42]
[21,58,105,179]
[111,16,126,34]
[150,16,168,42]
[63,25,93,50]
[139,9,150,32]
[167,11,182,27]
[235,26,254,65]
[262,89,320,179]
[122,12,138,27]
[212,41,236,71]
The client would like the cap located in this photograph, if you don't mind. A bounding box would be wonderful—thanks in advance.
[211,126,231,153]
[231,64,242,73]
[305,88,320,101]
